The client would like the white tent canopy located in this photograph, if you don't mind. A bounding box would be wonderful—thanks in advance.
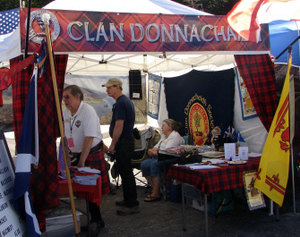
[43,0,268,153]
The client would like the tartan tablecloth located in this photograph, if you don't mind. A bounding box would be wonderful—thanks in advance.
[58,176,102,206]
[167,157,260,194]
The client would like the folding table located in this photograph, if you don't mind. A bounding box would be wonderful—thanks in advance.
[167,157,260,237]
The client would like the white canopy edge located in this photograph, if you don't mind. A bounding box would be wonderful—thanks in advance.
[44,0,212,15]
[63,51,269,75]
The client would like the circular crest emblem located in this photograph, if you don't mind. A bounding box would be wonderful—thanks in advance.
[26,9,60,44]
[75,120,81,128]
[185,94,214,146]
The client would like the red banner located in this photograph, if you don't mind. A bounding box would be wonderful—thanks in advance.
[20,8,269,53]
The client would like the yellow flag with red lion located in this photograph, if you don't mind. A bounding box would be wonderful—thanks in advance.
[254,57,292,207]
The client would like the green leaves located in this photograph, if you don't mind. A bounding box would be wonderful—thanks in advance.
[0,0,53,11]
[174,0,239,15]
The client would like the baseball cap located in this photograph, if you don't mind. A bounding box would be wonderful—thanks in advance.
[102,78,122,87]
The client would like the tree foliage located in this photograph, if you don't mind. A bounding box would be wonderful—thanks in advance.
[174,0,239,15]
[0,0,53,11]
[0,0,20,10]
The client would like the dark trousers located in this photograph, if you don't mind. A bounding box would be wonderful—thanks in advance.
[115,138,139,207]
[89,202,102,222]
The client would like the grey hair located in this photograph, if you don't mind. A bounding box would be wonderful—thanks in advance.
[64,85,84,101]
[163,119,182,132]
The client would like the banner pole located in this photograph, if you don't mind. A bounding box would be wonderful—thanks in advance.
[275,36,300,61]
[24,0,32,58]
[42,14,80,235]
[288,46,296,214]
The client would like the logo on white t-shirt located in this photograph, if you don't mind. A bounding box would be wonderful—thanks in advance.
[75,120,81,128]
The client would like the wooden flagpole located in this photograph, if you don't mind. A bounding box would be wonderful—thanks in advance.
[42,14,80,235]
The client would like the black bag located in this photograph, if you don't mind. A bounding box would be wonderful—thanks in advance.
[133,128,141,139]
[178,153,202,165]
[111,163,119,179]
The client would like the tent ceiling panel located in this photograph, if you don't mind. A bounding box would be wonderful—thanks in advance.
[66,53,237,75]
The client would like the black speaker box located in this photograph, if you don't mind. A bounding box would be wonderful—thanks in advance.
[129,70,142,100]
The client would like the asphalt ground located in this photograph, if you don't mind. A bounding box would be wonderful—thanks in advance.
[71,174,300,237]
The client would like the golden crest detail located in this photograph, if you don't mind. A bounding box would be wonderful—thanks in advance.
[184,94,214,145]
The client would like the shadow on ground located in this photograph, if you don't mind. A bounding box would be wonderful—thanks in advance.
[72,184,300,237]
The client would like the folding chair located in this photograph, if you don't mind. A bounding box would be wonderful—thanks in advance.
[109,127,161,189]
[131,127,156,186]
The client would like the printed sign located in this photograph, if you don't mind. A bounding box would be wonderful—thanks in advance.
[224,143,236,160]
[243,171,266,211]
[147,73,161,119]
[0,131,25,236]
[20,8,270,53]
[237,73,257,120]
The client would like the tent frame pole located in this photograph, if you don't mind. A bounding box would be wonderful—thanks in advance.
[275,36,300,61]
[288,46,296,213]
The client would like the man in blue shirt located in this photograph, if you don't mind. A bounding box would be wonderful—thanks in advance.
[102,78,139,215]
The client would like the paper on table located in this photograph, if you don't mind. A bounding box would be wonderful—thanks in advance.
[73,174,99,185]
[75,167,101,174]
[186,164,220,170]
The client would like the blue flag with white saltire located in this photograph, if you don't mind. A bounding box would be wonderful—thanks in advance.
[13,66,41,236]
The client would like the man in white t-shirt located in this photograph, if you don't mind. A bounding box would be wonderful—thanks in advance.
[63,85,110,235]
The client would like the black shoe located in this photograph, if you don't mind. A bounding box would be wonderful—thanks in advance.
[90,223,100,237]
[116,206,140,216]
[115,200,126,206]
[89,220,105,237]
[110,188,117,195]
[98,219,105,228]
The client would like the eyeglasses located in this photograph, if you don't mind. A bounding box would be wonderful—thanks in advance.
[63,95,70,99]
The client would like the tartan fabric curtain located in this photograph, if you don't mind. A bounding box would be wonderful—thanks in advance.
[234,54,277,131]
[10,53,68,232]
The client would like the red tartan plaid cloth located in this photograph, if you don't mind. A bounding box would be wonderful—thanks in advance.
[85,151,110,195]
[10,53,68,232]
[58,177,102,206]
[167,157,260,194]
[234,55,277,131]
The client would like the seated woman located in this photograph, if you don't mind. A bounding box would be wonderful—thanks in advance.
[141,119,185,202]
